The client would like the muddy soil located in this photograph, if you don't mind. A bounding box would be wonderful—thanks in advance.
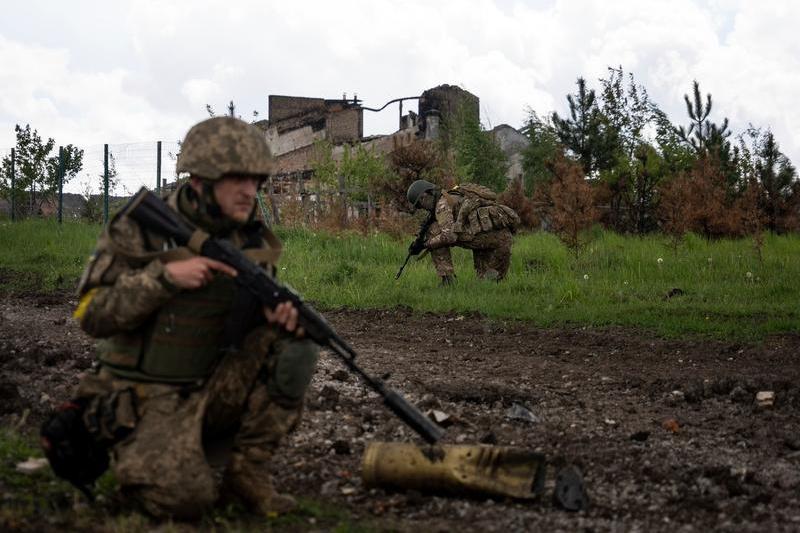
[1,293,799,532]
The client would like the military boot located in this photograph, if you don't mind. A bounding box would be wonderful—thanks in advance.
[223,450,297,516]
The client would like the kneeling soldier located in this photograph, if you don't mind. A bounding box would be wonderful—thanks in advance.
[71,117,318,519]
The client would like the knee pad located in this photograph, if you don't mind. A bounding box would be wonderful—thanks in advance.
[265,339,319,405]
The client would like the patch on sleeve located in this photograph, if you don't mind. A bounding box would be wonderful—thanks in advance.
[73,288,98,322]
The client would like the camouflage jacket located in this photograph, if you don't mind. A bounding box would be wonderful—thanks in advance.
[75,184,282,341]
[425,189,519,249]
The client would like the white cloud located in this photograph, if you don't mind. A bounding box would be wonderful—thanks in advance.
[0,0,798,169]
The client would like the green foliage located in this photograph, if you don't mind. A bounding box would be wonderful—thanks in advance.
[552,77,618,176]
[521,111,561,194]
[599,67,659,159]
[654,110,696,176]
[673,81,741,193]
[3,220,800,339]
[0,218,101,292]
[737,127,799,231]
[676,80,731,154]
[311,140,395,201]
[79,152,120,223]
[0,124,84,218]
[446,106,509,192]
[274,226,800,340]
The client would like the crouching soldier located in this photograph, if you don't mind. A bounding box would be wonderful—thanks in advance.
[67,117,319,519]
[406,180,520,284]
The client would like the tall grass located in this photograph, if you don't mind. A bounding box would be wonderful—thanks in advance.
[0,219,102,291]
[277,227,800,340]
[2,219,798,339]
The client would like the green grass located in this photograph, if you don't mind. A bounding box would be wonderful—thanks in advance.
[2,219,799,339]
[276,226,800,340]
[0,219,103,292]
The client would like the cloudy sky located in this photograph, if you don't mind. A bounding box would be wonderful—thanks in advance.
[1,0,798,189]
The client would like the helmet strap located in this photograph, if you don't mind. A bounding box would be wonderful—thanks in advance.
[200,181,223,218]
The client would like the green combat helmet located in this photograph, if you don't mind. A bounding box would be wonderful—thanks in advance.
[177,117,273,180]
[406,179,437,208]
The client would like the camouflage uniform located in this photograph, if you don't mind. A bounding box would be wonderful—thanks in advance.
[72,118,318,519]
[425,191,516,281]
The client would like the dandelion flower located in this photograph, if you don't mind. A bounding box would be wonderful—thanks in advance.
[746,271,753,279]
[583,274,589,280]
[657,257,663,265]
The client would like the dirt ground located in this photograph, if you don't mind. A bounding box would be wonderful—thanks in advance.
[1,292,799,532]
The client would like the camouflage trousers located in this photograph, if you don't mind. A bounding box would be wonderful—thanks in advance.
[430,229,513,280]
[75,327,318,519]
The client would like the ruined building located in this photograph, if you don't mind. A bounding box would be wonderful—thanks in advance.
[255,84,526,183]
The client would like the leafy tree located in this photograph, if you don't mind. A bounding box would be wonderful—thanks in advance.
[445,105,509,192]
[0,124,83,217]
[310,140,394,202]
[552,77,618,176]
[81,152,120,222]
[339,144,394,202]
[520,111,561,195]
[619,144,670,234]
[738,127,798,232]
[594,67,677,234]
[599,67,658,159]
[653,110,696,176]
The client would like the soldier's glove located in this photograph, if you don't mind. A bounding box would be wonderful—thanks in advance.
[408,240,426,256]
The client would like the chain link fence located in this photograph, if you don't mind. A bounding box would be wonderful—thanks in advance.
[1,140,180,223]
[1,140,410,233]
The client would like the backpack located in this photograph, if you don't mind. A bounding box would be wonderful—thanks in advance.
[448,183,520,236]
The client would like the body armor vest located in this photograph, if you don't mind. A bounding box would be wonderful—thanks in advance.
[97,272,237,383]
[92,188,281,383]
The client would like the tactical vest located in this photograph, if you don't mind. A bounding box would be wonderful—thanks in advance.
[92,192,282,383]
[97,271,236,383]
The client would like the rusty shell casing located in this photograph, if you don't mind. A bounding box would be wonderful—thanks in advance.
[362,442,546,499]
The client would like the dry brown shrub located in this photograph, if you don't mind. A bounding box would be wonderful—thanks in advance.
[734,178,766,260]
[546,154,599,254]
[374,204,417,239]
[275,194,305,228]
[685,156,738,238]
[315,197,349,233]
[498,178,538,229]
[657,174,694,251]
[657,156,741,240]
[780,182,800,233]
[386,141,451,210]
